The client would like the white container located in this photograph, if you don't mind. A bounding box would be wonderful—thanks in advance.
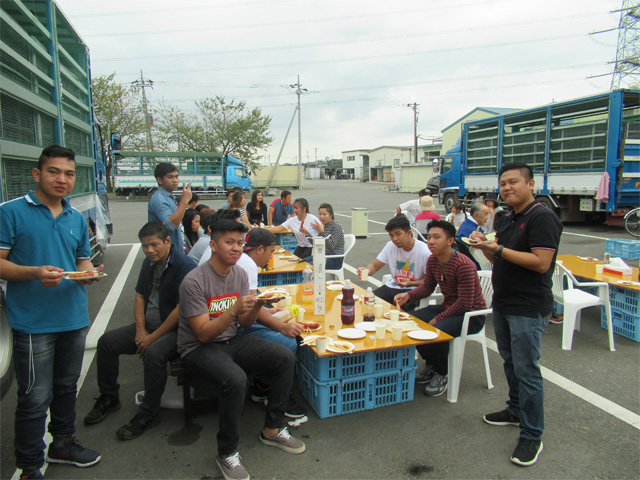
[375,322,386,340]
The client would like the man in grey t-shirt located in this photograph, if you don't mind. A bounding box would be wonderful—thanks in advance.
[178,218,306,480]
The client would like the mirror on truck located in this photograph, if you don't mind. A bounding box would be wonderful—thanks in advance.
[111,132,121,151]
[432,158,440,175]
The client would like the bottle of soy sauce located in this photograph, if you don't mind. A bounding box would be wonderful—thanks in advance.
[341,279,355,325]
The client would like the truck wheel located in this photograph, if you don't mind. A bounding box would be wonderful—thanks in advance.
[443,193,457,214]
[537,196,559,217]
[0,291,13,400]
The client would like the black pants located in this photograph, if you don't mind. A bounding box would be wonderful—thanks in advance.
[373,285,418,311]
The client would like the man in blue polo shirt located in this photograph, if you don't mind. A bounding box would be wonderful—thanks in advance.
[84,222,195,440]
[148,162,193,251]
[0,145,103,479]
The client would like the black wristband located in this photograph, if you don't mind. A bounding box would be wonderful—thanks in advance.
[494,245,504,258]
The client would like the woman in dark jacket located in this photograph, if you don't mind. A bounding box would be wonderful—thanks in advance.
[246,190,268,226]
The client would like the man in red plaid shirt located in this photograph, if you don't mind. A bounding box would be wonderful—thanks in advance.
[395,220,485,397]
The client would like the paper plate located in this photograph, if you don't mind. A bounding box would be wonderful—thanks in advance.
[337,294,359,300]
[65,272,107,281]
[263,287,288,294]
[326,341,355,353]
[578,256,599,261]
[337,328,366,340]
[384,311,410,320]
[300,335,333,347]
[326,280,345,285]
[327,284,344,291]
[617,280,640,287]
[407,330,439,341]
[354,322,376,332]
[256,292,287,302]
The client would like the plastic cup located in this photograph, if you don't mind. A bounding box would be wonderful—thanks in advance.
[296,307,305,323]
[375,322,386,340]
[316,337,328,353]
[392,325,403,341]
[361,268,369,281]
[283,296,292,307]
[374,303,383,318]
[595,264,604,274]
[389,310,400,322]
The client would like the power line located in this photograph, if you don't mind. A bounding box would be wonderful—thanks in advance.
[94,11,610,61]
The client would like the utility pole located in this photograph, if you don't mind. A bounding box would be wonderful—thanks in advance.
[133,70,154,150]
[291,76,308,189]
[406,103,419,163]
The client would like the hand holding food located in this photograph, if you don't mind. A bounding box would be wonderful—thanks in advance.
[39,266,64,288]
[394,292,410,308]
[281,322,305,337]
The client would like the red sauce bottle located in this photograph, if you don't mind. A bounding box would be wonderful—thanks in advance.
[341,279,355,325]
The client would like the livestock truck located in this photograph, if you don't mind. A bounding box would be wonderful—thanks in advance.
[436,89,640,225]
[112,150,252,196]
[0,0,112,397]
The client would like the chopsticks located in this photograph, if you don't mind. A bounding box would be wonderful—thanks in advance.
[263,259,305,271]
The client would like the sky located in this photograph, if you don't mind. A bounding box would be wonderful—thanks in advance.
[56,0,627,164]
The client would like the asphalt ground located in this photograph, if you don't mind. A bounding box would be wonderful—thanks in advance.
[1,179,639,480]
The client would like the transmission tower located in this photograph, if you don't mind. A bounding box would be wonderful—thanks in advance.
[611,0,640,89]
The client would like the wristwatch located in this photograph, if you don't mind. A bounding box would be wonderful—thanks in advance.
[494,245,504,258]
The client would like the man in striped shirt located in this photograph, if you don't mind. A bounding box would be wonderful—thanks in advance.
[395,220,486,397]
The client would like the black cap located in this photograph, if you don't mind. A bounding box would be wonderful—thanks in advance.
[244,228,277,251]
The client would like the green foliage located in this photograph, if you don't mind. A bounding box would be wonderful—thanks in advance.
[91,73,147,191]
[155,96,273,172]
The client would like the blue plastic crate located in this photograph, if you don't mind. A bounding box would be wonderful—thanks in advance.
[296,362,417,419]
[257,271,302,287]
[297,344,416,382]
[276,232,298,252]
[602,307,640,342]
[609,285,640,316]
[605,239,640,260]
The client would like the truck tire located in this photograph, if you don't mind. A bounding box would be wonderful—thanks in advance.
[443,193,457,214]
[0,291,14,400]
[537,196,559,217]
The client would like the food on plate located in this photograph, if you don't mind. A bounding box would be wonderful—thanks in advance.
[67,271,104,279]
[298,321,320,330]
[326,280,345,285]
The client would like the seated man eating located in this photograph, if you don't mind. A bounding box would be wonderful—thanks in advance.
[178,218,305,480]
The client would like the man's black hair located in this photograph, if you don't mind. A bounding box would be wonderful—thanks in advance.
[38,144,75,170]
[385,214,411,233]
[210,219,248,241]
[138,222,169,242]
[281,190,292,199]
[195,204,210,213]
[499,162,533,182]
[427,219,457,239]
[154,162,178,180]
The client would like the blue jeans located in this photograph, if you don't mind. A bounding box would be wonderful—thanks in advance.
[13,327,88,469]
[183,335,294,456]
[413,305,485,375]
[493,310,549,441]
[238,324,297,355]
[326,257,343,270]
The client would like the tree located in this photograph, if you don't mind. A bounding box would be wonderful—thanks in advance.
[91,73,147,191]
[155,96,273,172]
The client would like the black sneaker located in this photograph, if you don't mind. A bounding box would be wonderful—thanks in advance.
[415,364,436,384]
[250,378,270,403]
[483,409,520,426]
[511,438,544,466]
[20,468,43,479]
[84,394,121,425]
[46,436,101,467]
[116,413,160,441]
[284,395,307,419]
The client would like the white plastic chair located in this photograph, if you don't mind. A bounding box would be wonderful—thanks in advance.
[447,270,494,403]
[325,234,356,280]
[470,247,493,271]
[557,264,615,352]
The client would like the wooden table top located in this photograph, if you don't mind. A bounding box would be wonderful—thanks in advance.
[275,283,453,356]
[259,249,310,274]
[558,254,640,291]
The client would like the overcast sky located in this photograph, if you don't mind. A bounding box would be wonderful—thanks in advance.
[57,0,625,164]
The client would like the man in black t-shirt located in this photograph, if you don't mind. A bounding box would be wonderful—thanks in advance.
[471,163,562,468]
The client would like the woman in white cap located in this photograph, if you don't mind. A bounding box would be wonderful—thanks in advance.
[414,195,441,238]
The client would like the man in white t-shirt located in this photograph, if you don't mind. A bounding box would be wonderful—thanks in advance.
[357,215,431,311]
[235,228,307,419]
[396,188,428,225]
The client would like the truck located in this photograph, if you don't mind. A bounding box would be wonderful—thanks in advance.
[0,0,112,398]
[436,89,640,225]
[112,150,253,196]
